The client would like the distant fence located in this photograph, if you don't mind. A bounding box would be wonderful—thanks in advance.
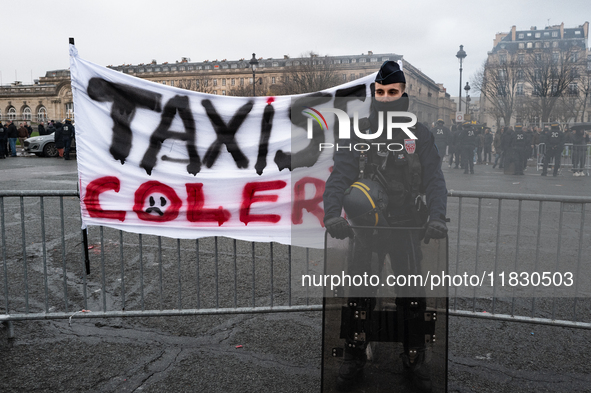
[1,190,590,338]
[536,143,591,174]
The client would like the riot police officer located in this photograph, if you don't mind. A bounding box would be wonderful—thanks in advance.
[541,123,564,176]
[459,122,477,174]
[430,119,450,166]
[62,119,76,160]
[323,60,448,392]
[511,123,526,175]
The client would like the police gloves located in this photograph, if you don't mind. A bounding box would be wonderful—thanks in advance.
[324,216,353,239]
[424,220,448,244]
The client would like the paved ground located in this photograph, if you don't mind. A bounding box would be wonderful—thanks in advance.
[2,152,591,392]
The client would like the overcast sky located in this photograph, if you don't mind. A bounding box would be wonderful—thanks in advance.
[2,0,589,97]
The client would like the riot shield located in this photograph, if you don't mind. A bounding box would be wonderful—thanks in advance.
[321,227,448,393]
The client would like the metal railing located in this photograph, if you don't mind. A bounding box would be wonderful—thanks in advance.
[536,143,591,174]
[1,190,590,338]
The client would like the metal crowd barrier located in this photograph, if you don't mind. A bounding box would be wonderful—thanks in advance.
[536,143,591,175]
[1,190,590,338]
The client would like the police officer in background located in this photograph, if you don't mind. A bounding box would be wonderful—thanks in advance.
[511,123,526,175]
[541,122,564,176]
[323,60,448,392]
[62,119,75,160]
[459,122,477,174]
[448,124,461,169]
[430,119,450,166]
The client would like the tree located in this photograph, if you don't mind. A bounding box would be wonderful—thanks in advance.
[522,50,579,123]
[228,77,269,97]
[177,76,216,94]
[277,52,342,95]
[473,57,522,127]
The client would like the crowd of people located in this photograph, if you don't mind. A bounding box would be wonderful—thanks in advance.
[0,119,75,159]
[429,120,590,176]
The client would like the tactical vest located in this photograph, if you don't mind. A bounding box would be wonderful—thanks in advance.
[359,126,423,212]
[514,130,526,147]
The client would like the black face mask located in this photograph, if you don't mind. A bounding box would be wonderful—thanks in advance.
[368,93,411,134]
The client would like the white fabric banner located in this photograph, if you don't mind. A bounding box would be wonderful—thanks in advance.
[69,45,375,247]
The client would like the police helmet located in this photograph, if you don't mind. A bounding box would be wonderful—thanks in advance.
[437,119,444,124]
[550,122,560,130]
[343,179,389,227]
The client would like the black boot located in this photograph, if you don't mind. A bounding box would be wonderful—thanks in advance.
[336,343,367,391]
[402,350,432,393]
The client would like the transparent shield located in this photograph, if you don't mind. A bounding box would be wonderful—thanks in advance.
[321,228,448,393]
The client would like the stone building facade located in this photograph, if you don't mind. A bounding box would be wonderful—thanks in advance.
[0,52,455,127]
[480,22,591,130]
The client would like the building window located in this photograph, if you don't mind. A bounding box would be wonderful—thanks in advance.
[535,42,541,48]
[171,66,177,71]
[249,77,253,85]
[571,52,579,62]
[350,73,355,81]
[535,32,541,38]
[222,64,229,69]
[205,65,211,70]
[518,54,524,64]
[575,30,581,35]
[552,31,558,37]
[544,41,550,48]
[231,64,237,69]
[240,78,244,86]
[552,41,558,48]
[222,90,226,95]
[22,107,31,120]
[518,43,525,49]
[342,59,349,63]
[518,33,524,39]
[231,78,235,86]
[552,52,559,63]
[499,54,507,63]
[517,83,524,95]
[569,83,578,95]
[8,107,16,120]
[65,103,74,120]
[213,79,217,86]
[179,66,185,71]
[222,79,226,86]
[172,80,175,87]
[526,42,532,48]
[272,77,276,84]
[155,67,161,72]
[272,62,279,67]
[359,58,366,63]
[333,59,341,64]
[350,59,356,63]
[544,32,550,37]
[37,107,47,122]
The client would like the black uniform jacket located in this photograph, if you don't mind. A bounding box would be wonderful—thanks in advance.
[323,122,448,224]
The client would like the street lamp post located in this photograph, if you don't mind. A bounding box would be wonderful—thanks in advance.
[456,45,467,113]
[464,81,471,118]
[249,53,259,97]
